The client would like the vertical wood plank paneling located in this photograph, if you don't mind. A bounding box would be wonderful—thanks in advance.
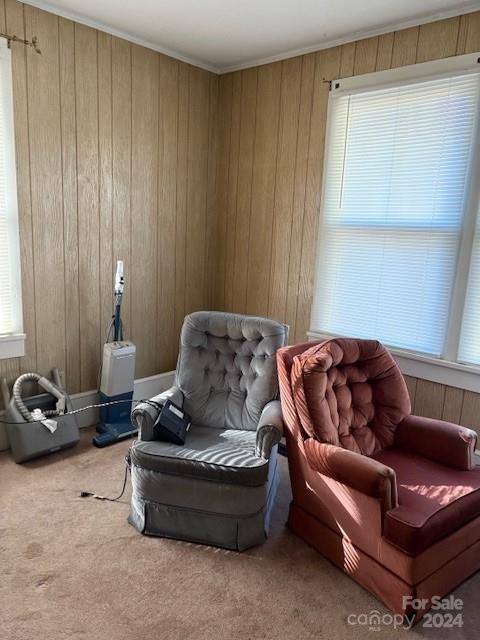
[223,72,241,311]
[111,37,132,340]
[0,3,217,426]
[391,27,419,67]
[59,17,80,392]
[75,24,99,391]
[416,17,460,63]
[339,42,356,78]
[157,56,179,371]
[2,0,33,402]
[460,391,480,433]
[174,62,189,340]
[294,47,341,342]
[376,33,394,70]
[353,36,379,75]
[246,62,282,317]
[403,375,417,408]
[213,9,480,428]
[442,386,464,424]
[285,54,315,337]
[456,15,470,54]
[2,3,480,436]
[185,67,210,315]
[131,45,159,377]
[25,6,66,377]
[268,57,302,321]
[212,74,232,311]
[204,74,219,309]
[414,380,446,419]
[98,32,113,353]
[462,11,480,53]
[231,68,257,313]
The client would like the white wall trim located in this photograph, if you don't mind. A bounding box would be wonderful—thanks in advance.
[218,4,480,73]
[0,370,175,452]
[21,0,220,73]
[330,52,480,93]
[0,333,26,359]
[392,351,480,393]
[21,1,480,75]
[307,331,480,393]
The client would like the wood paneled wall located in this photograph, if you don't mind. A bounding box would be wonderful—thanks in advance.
[213,11,480,432]
[403,376,480,431]
[0,0,218,405]
[1,2,480,433]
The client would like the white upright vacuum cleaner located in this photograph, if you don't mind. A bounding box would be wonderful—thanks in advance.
[93,260,137,447]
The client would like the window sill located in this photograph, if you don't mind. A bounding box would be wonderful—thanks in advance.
[0,333,25,359]
[307,331,480,394]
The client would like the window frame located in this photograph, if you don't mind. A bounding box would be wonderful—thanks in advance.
[0,39,24,359]
[310,52,480,392]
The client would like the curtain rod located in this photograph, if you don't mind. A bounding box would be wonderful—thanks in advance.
[0,32,41,54]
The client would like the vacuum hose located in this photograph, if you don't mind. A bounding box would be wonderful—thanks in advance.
[12,373,65,422]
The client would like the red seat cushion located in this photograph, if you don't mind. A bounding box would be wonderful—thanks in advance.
[373,448,480,556]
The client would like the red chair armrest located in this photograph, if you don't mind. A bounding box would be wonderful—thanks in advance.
[304,438,398,512]
[395,414,477,470]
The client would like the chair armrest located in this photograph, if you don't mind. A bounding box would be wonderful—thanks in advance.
[394,414,477,471]
[255,400,284,459]
[131,386,184,441]
[304,438,398,512]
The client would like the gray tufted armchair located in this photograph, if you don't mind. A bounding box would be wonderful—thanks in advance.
[128,311,288,550]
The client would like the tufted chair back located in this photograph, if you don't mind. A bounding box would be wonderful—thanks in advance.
[175,311,288,430]
[290,338,411,456]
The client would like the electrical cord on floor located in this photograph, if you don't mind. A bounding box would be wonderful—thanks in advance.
[79,451,131,502]
[2,397,289,497]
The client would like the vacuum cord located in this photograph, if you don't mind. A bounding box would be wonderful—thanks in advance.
[79,451,131,502]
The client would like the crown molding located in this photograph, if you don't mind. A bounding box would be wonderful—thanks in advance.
[20,1,480,75]
[218,3,480,74]
[21,0,221,73]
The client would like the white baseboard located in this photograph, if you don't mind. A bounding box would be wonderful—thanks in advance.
[0,370,175,452]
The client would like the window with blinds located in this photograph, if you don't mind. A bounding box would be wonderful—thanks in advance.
[0,38,23,356]
[459,200,480,365]
[311,55,480,365]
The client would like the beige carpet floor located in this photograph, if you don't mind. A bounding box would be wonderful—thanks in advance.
[1,427,479,640]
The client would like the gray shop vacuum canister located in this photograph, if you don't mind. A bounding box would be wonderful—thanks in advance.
[1,369,80,463]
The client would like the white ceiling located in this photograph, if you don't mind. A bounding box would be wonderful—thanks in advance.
[25,1,480,73]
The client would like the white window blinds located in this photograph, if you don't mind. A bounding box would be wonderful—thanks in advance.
[0,39,22,339]
[459,198,480,365]
[312,67,480,358]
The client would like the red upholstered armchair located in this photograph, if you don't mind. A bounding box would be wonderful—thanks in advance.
[277,338,480,622]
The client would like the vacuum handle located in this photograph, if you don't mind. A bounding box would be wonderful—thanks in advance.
[115,260,124,295]
[52,367,63,390]
[38,376,64,402]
